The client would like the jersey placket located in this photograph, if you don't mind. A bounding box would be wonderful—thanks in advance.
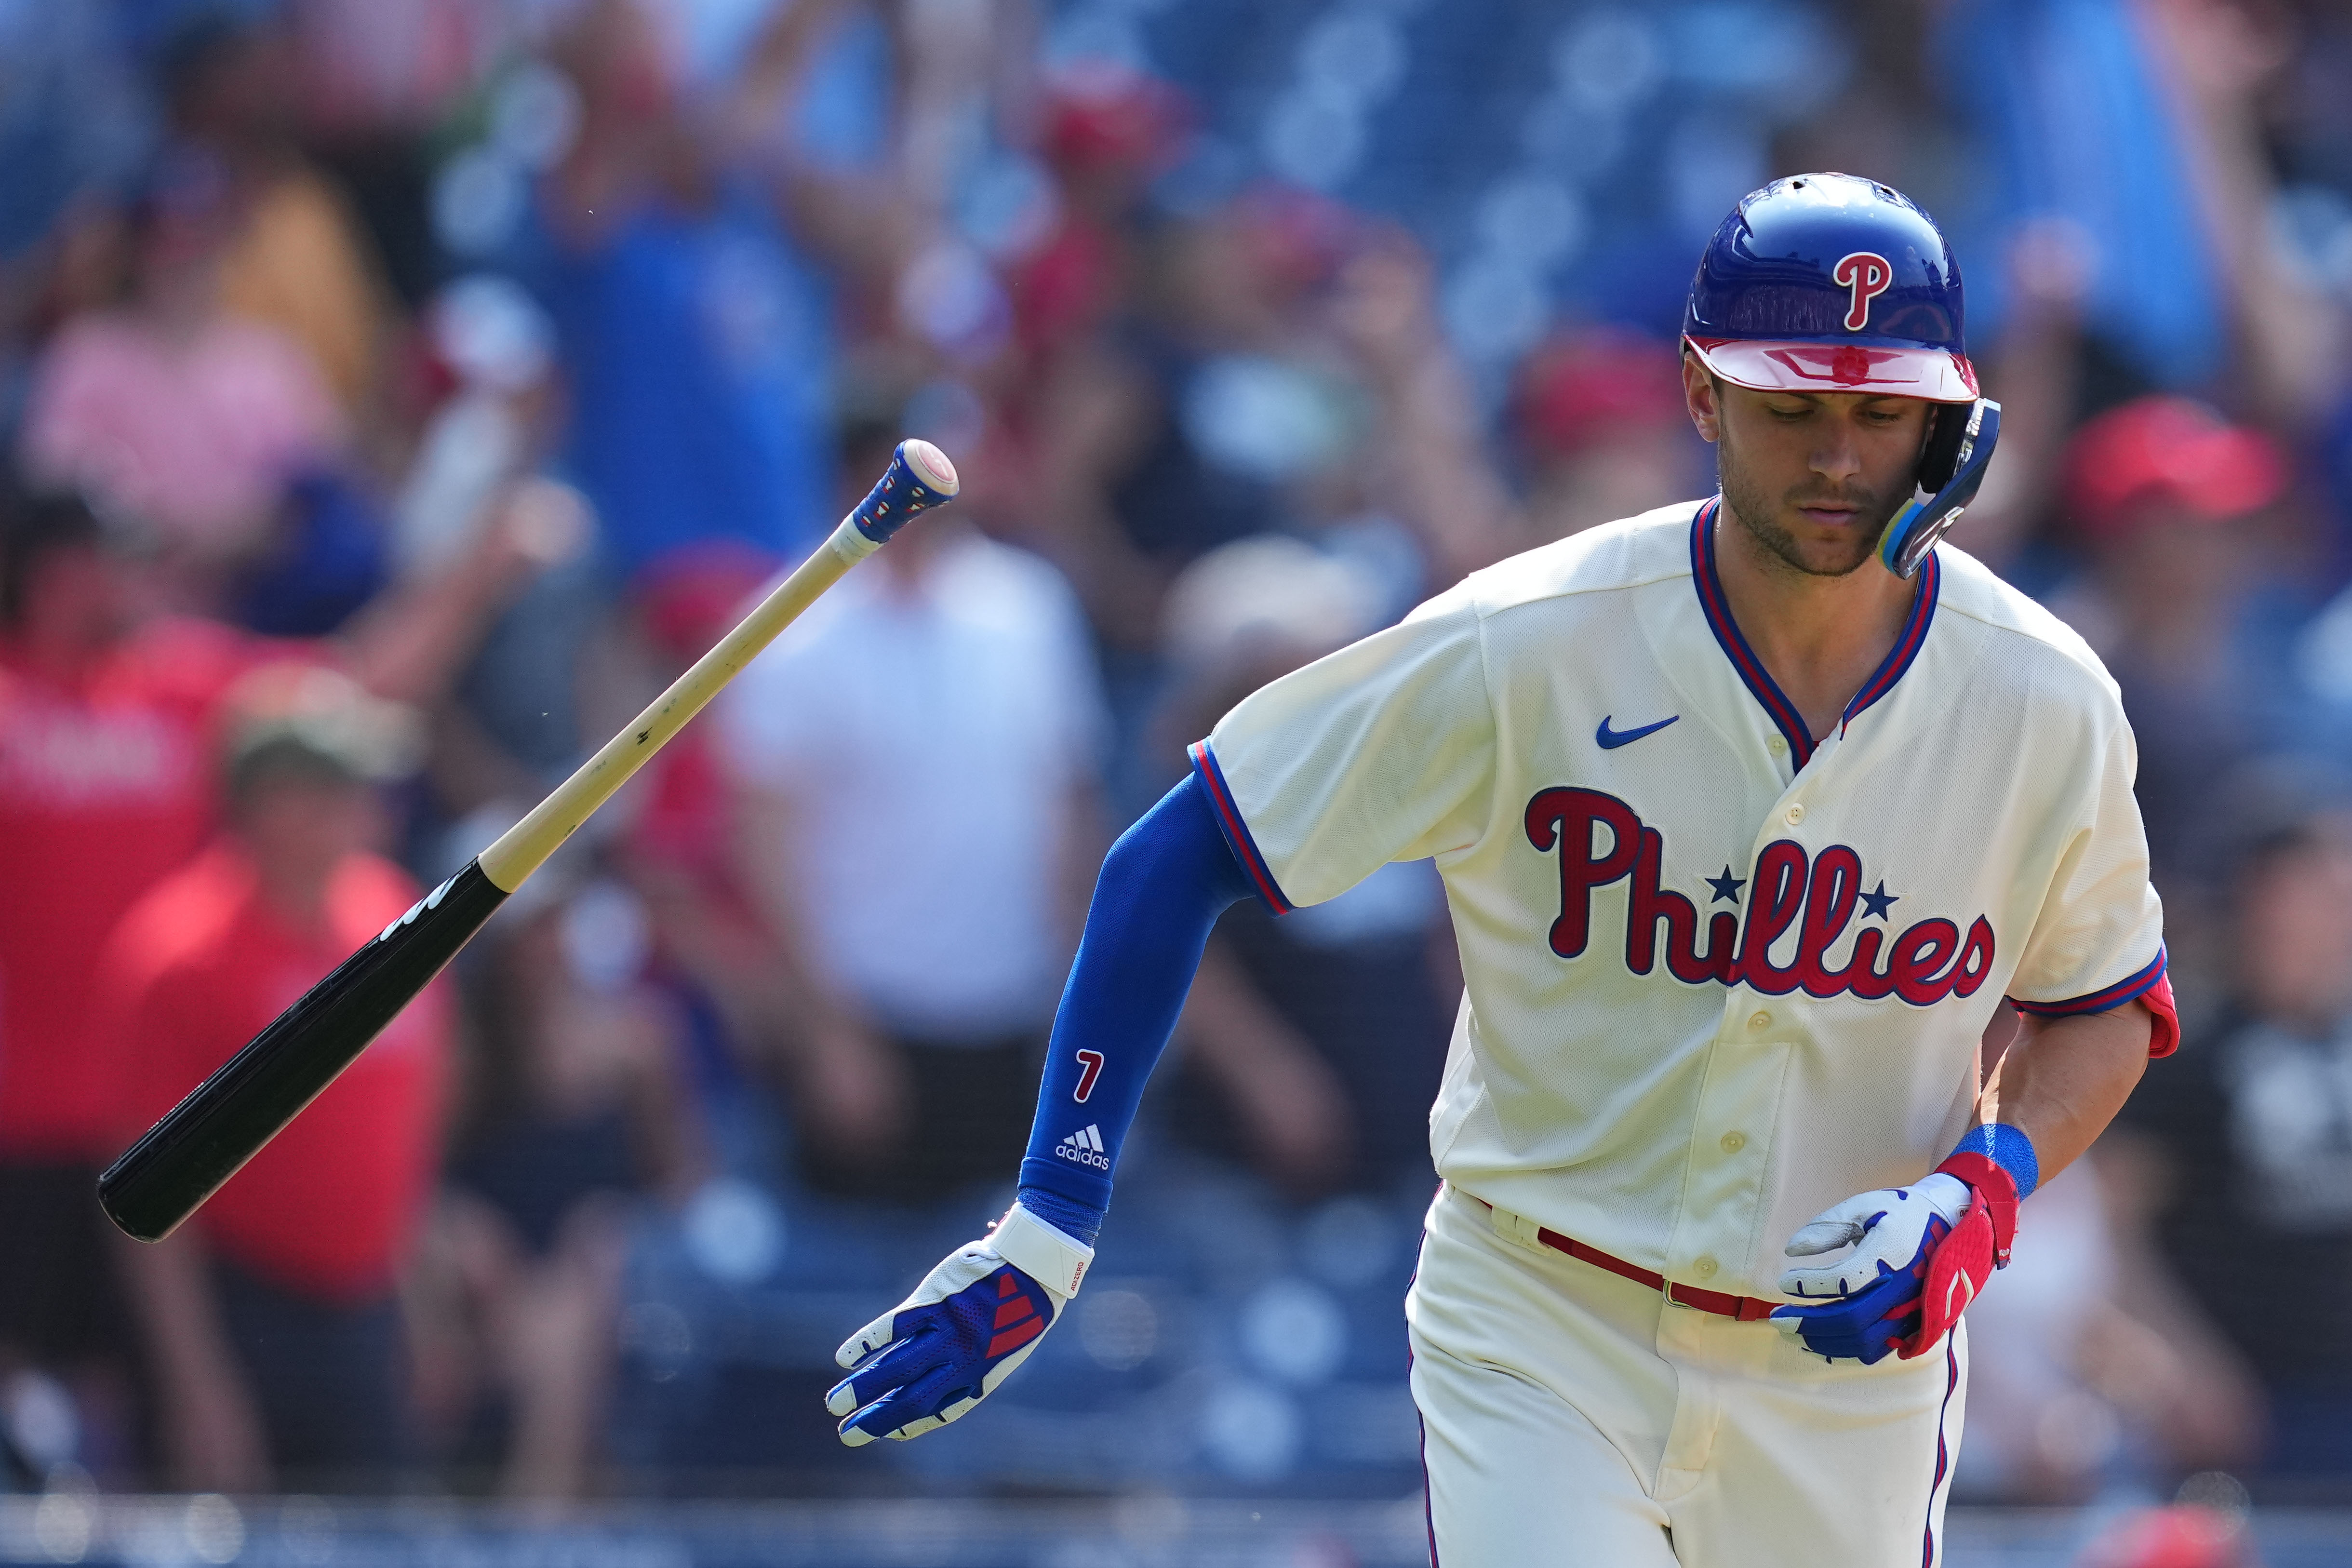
[1657,791,1818,1301]
[1655,501,1941,1300]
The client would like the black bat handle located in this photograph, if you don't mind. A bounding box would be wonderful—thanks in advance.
[97,858,509,1242]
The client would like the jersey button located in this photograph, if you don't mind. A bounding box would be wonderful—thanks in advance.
[1784,804,1805,825]
[1767,735,1787,754]
[1720,1131,1747,1153]
[1747,1010,1770,1032]
[1693,1256,1719,1279]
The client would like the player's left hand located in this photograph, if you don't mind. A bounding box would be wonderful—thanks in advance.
[1769,1156,2017,1365]
[826,1203,1093,1445]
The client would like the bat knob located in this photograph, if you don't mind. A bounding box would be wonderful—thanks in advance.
[850,440,962,546]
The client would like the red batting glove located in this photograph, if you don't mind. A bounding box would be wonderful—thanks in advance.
[1898,1149,2020,1359]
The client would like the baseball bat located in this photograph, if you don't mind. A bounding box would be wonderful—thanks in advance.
[98,440,960,1243]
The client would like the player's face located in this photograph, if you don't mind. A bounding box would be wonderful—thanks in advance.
[1685,364,1927,578]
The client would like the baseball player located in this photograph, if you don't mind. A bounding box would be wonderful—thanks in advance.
[825,174,2176,1566]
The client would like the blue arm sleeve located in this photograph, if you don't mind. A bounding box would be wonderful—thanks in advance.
[1015,771,1258,1244]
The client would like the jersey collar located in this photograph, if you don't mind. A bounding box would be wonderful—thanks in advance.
[1688,497,1940,770]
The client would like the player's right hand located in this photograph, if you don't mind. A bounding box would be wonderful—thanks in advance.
[826,1203,1093,1445]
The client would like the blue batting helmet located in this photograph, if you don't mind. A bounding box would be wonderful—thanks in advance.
[1683,173,1977,404]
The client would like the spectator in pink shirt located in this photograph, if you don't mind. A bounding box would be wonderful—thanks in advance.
[19,149,342,566]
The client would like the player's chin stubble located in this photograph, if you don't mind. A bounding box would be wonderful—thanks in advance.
[1716,433,1901,580]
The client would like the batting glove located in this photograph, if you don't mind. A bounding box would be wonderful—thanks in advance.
[826,1202,1093,1446]
[1770,1151,2020,1366]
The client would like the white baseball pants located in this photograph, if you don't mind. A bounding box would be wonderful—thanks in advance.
[1407,1182,1966,1567]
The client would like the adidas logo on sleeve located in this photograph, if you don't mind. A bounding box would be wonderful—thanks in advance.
[1055,1125,1110,1170]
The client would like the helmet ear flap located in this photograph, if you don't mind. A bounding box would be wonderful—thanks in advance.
[1878,398,2001,578]
[1916,401,1971,493]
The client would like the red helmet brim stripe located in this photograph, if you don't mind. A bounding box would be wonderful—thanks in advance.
[1684,336,1978,402]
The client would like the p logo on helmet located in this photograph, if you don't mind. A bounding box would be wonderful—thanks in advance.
[1680,174,1976,403]
[1832,252,1893,331]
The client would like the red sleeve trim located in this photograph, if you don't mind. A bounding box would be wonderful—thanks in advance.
[2139,970,2179,1059]
[1188,741,1294,916]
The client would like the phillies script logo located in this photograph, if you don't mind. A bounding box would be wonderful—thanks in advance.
[1525,788,1994,1006]
[1833,251,1894,331]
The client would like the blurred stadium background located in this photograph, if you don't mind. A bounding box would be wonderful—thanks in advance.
[3,0,2352,1562]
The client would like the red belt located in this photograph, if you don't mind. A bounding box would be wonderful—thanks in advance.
[1465,1194,1781,1322]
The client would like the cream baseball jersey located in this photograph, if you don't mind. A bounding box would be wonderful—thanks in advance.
[1191,499,2174,1301]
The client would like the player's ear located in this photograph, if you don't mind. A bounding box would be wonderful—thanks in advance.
[1682,349,1722,443]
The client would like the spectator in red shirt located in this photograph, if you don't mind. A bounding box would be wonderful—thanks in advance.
[0,487,540,1481]
[103,669,450,1492]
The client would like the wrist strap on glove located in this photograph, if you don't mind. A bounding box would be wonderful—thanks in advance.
[991,1202,1094,1299]
[1932,1149,2021,1267]
[1894,1150,2021,1360]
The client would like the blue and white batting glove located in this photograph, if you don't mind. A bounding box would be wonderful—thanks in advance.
[1769,1174,1971,1366]
[826,1203,1094,1446]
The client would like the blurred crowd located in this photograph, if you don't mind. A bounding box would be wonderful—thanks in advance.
[3,0,2352,1536]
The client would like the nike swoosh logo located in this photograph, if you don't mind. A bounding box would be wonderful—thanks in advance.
[1595,714,1680,750]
